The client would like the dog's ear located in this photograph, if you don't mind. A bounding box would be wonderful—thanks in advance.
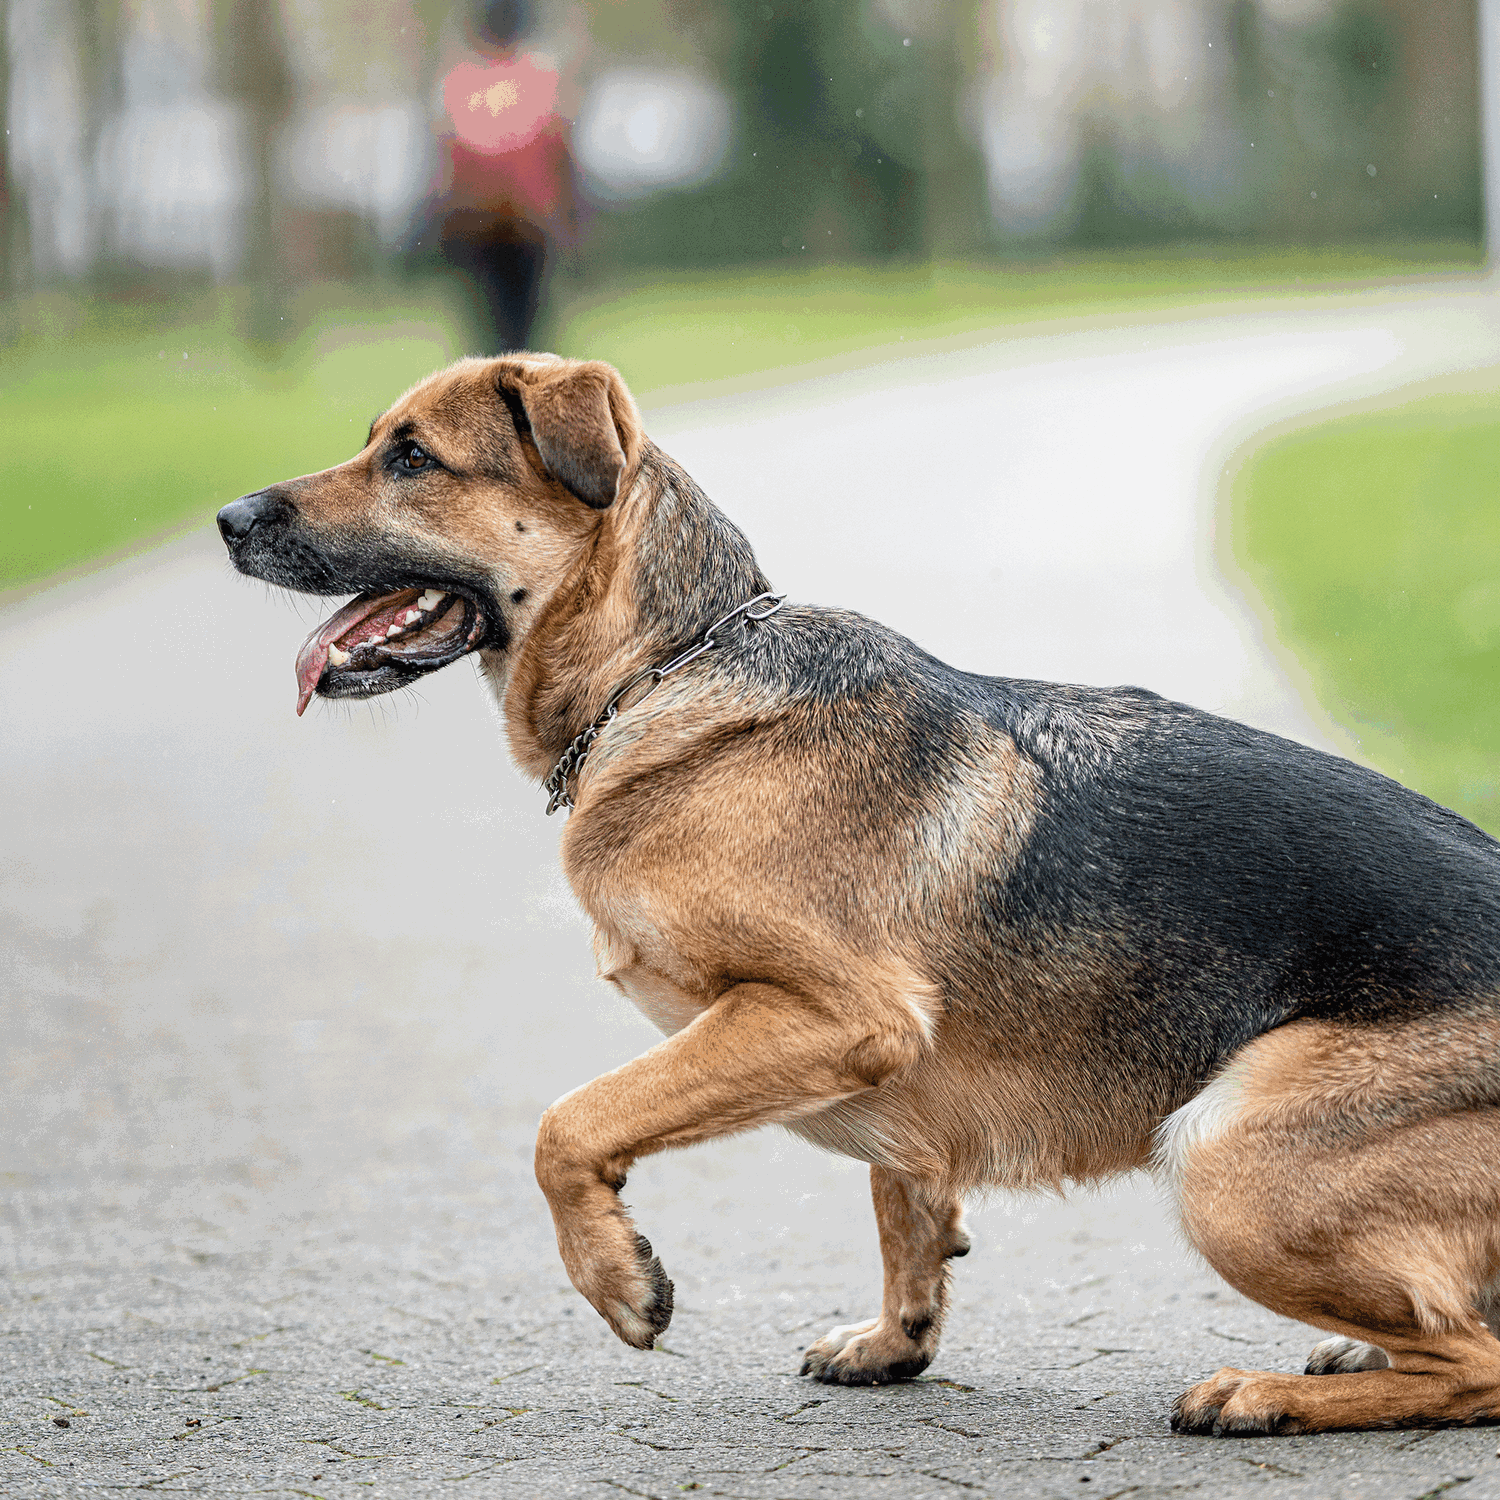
[497,359,642,510]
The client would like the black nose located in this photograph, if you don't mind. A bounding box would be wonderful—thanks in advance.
[217,491,280,545]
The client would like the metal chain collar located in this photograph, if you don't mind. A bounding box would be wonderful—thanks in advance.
[542,591,787,815]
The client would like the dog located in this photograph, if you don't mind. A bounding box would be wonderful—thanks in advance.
[217,353,1500,1435]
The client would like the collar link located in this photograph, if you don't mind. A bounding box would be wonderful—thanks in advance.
[542,591,786,815]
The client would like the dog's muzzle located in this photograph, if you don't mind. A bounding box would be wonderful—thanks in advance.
[216,487,495,716]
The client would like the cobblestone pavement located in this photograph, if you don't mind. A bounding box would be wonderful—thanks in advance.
[7,296,1500,1497]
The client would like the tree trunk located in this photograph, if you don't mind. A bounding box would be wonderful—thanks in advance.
[0,0,21,295]
[923,0,989,261]
[214,0,295,345]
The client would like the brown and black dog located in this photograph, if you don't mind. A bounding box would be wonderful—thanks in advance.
[218,353,1500,1436]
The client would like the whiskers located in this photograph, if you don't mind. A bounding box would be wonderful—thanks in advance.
[257,578,334,629]
[307,681,430,728]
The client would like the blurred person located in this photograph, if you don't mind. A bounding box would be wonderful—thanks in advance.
[424,0,575,352]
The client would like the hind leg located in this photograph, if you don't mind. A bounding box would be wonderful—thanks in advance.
[1303,1206,1500,1379]
[1302,1278,1500,1375]
[1163,1022,1500,1435]
[800,1165,969,1385]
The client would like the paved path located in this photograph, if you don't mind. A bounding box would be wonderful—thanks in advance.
[7,290,1500,1498]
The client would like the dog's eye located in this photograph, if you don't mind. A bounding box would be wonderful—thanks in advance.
[399,443,430,472]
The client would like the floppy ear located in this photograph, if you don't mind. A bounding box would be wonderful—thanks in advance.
[499,360,642,509]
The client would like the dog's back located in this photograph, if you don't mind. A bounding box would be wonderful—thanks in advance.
[693,601,1500,1033]
[955,671,1500,1080]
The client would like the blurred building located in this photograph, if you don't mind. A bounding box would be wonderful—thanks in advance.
[0,0,1486,297]
[96,16,247,279]
[4,0,436,287]
[573,65,734,203]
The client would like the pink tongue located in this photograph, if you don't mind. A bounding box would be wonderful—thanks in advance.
[294,590,414,717]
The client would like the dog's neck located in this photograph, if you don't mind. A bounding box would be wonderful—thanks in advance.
[495,442,772,781]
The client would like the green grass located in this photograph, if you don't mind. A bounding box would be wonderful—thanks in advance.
[2,288,468,591]
[1231,381,1500,835]
[1,240,1484,593]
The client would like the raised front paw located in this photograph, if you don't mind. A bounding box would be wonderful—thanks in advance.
[799,1316,937,1385]
[558,1215,675,1350]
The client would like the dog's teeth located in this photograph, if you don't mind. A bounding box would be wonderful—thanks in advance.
[404,609,422,624]
[418,588,445,610]
[327,644,349,667]
[386,623,403,637]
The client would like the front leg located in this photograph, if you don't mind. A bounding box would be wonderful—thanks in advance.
[535,978,928,1348]
[801,1166,969,1385]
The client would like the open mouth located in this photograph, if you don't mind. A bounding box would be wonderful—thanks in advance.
[294,586,486,715]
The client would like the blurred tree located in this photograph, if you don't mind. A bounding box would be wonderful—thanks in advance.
[0,0,22,294]
[73,0,124,281]
[579,0,989,269]
[3,0,98,288]
[214,0,296,345]
[1259,0,1480,240]
[1485,0,1500,259]
[75,0,122,123]
[922,0,990,257]
[1040,0,1480,249]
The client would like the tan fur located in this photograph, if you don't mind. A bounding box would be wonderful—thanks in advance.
[1171,1017,1500,1432]
[800,1167,969,1384]
[253,354,1500,1429]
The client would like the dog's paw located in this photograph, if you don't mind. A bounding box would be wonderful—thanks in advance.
[799,1316,936,1386]
[561,1217,675,1350]
[607,1231,675,1349]
[1305,1336,1389,1376]
[1171,1368,1306,1437]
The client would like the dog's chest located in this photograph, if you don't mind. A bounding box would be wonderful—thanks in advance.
[593,924,709,1036]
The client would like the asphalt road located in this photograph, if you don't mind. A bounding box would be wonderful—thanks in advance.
[7,293,1500,1499]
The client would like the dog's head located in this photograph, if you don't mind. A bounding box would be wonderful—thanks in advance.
[217,354,642,714]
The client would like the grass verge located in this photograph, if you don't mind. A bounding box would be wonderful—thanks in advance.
[1230,374,1500,836]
